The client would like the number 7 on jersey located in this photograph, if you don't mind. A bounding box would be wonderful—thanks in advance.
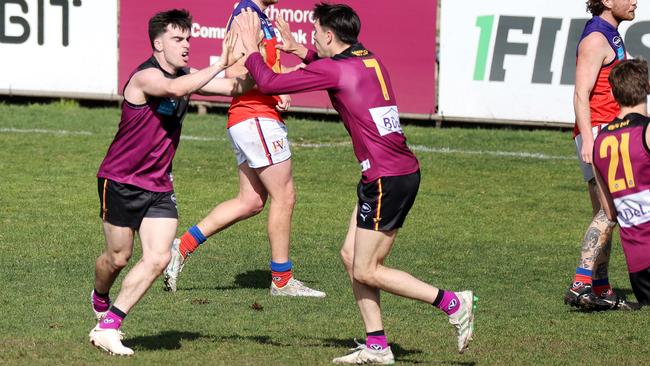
[363,58,390,101]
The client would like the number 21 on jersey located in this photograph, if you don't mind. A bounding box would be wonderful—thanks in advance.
[600,132,636,193]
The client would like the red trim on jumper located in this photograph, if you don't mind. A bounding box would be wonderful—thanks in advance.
[254,118,273,165]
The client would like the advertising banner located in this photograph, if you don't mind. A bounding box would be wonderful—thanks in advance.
[0,0,118,98]
[439,0,650,125]
[118,0,437,117]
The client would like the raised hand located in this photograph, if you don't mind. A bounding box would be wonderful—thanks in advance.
[220,30,243,68]
[275,16,300,54]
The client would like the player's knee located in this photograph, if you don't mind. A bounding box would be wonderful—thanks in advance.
[145,252,172,274]
[240,195,266,216]
[107,251,131,270]
[285,188,296,208]
[248,201,265,216]
[339,248,353,271]
[270,187,296,210]
[352,267,377,287]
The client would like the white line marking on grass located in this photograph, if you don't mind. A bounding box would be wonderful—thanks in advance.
[181,135,220,141]
[0,127,93,136]
[0,128,574,160]
[409,145,574,160]
[292,141,350,148]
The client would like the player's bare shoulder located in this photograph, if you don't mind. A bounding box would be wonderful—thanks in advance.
[578,32,613,62]
[127,67,187,103]
[124,68,165,104]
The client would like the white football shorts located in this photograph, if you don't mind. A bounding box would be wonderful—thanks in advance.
[227,117,291,168]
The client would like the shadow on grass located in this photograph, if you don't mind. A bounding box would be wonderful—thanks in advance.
[215,334,290,347]
[182,269,269,291]
[235,269,271,289]
[613,287,635,298]
[125,331,207,350]
[182,269,322,291]
[126,332,475,364]
[126,331,292,351]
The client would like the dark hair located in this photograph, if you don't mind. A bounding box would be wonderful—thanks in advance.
[609,59,650,107]
[586,0,605,16]
[148,9,192,50]
[313,3,360,45]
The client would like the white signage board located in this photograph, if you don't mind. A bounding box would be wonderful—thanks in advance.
[439,0,650,125]
[0,0,118,98]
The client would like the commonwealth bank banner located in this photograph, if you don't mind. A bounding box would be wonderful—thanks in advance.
[0,0,118,98]
[439,0,650,125]
[119,0,437,117]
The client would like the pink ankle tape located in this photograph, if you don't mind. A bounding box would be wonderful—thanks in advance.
[437,291,461,315]
[366,335,388,351]
[99,311,123,330]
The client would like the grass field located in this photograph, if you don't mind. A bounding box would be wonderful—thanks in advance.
[1,101,649,365]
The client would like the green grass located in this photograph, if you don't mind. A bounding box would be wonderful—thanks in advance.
[1,102,649,365]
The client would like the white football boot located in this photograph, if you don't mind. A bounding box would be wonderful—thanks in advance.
[332,340,395,364]
[163,239,186,292]
[270,277,326,298]
[447,290,477,354]
[89,324,133,356]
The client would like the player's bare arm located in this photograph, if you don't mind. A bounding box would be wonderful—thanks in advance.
[127,64,230,104]
[196,31,253,96]
[126,32,243,103]
[574,33,614,164]
[197,74,254,97]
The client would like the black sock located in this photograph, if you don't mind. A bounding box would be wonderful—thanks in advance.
[366,330,385,337]
[93,289,109,299]
[431,290,445,307]
[108,305,127,319]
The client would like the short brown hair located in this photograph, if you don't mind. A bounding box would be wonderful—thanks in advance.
[313,3,361,45]
[148,9,192,50]
[586,0,605,16]
[609,59,650,107]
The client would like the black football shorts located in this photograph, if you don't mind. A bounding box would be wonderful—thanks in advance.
[356,171,420,231]
[98,178,178,229]
[629,267,650,305]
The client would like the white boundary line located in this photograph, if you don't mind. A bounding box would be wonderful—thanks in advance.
[409,144,574,160]
[0,127,574,160]
[0,127,93,136]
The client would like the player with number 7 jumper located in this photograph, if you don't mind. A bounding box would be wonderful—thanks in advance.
[236,3,477,363]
